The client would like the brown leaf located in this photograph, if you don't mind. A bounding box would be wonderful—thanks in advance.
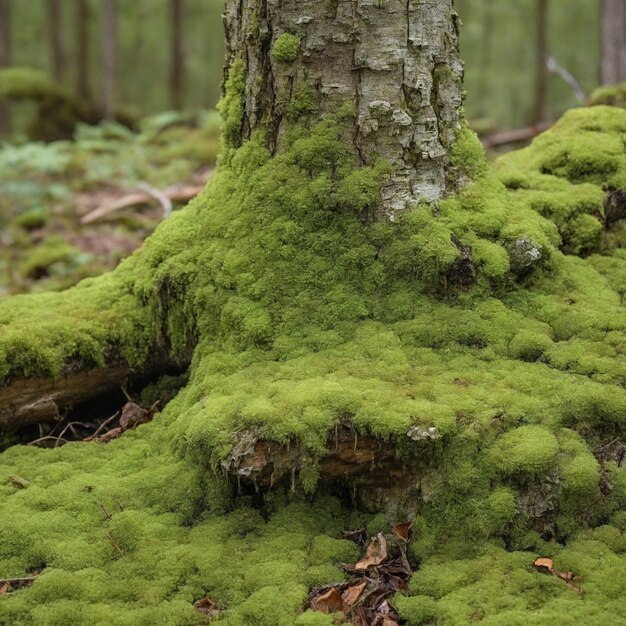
[194,596,220,617]
[392,522,413,542]
[97,427,123,443]
[119,402,149,431]
[533,557,554,574]
[310,586,344,614]
[342,580,367,607]
[0,582,10,595]
[342,528,368,546]
[354,533,388,571]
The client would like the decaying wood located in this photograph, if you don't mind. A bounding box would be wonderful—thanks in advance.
[222,426,431,511]
[0,356,175,433]
[80,182,206,224]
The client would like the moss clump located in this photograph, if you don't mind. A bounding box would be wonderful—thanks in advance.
[272,34,301,63]
[2,75,626,623]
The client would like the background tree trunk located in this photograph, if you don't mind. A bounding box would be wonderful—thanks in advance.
[534,0,549,125]
[223,0,464,220]
[75,0,91,102]
[601,0,626,85]
[48,0,65,82]
[101,0,117,119]
[169,0,185,110]
[0,0,11,134]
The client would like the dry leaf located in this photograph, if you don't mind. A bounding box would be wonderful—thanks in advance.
[392,522,413,542]
[310,586,344,614]
[342,580,367,607]
[0,582,10,595]
[354,533,388,571]
[533,557,554,574]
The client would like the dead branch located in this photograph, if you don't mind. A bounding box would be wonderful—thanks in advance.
[80,179,210,225]
[482,122,551,149]
[106,532,125,559]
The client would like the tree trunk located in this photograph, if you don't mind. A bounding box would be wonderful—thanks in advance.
[533,0,549,125]
[601,0,626,85]
[48,0,65,82]
[0,0,11,134]
[75,0,91,101]
[169,0,185,110]
[223,0,464,220]
[101,0,117,119]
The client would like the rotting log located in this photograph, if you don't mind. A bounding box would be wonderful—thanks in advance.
[0,354,181,433]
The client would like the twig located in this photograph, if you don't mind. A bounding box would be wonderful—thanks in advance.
[99,502,112,521]
[28,435,68,447]
[107,532,125,559]
[546,55,586,102]
[90,411,119,439]
[79,178,210,225]
[116,498,125,511]
[482,122,551,149]
[137,182,173,219]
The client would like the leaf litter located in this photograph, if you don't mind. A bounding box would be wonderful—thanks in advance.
[306,522,414,625]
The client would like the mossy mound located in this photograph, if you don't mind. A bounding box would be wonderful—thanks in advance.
[2,95,626,623]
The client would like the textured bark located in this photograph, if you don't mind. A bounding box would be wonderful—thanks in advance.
[601,0,626,85]
[223,0,464,220]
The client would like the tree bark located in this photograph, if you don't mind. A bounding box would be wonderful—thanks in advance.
[533,0,549,125]
[75,0,91,101]
[601,0,626,85]
[101,0,117,119]
[223,0,464,220]
[169,0,185,110]
[0,0,11,134]
[48,0,65,82]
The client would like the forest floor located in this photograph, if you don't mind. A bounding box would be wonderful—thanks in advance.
[0,110,220,297]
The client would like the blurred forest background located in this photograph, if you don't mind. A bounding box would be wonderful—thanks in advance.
[0,0,616,136]
[0,0,624,297]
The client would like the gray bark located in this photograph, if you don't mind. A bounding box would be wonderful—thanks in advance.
[223,0,464,220]
[170,0,185,110]
[601,0,626,85]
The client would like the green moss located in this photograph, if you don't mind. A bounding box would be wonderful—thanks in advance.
[272,34,301,63]
[2,81,626,625]
[488,426,559,477]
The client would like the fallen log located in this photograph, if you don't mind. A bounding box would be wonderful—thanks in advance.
[0,354,180,433]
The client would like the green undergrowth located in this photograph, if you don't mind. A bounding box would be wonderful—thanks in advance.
[2,89,626,623]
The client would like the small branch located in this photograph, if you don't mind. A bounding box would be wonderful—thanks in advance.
[482,122,551,149]
[546,55,586,102]
[137,182,173,219]
[79,177,211,225]
[89,411,119,439]
[99,502,112,521]
[106,532,125,559]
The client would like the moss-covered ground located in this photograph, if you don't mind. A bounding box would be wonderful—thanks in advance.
[2,84,626,623]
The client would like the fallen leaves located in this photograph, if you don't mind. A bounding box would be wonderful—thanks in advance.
[533,557,582,593]
[306,522,414,626]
